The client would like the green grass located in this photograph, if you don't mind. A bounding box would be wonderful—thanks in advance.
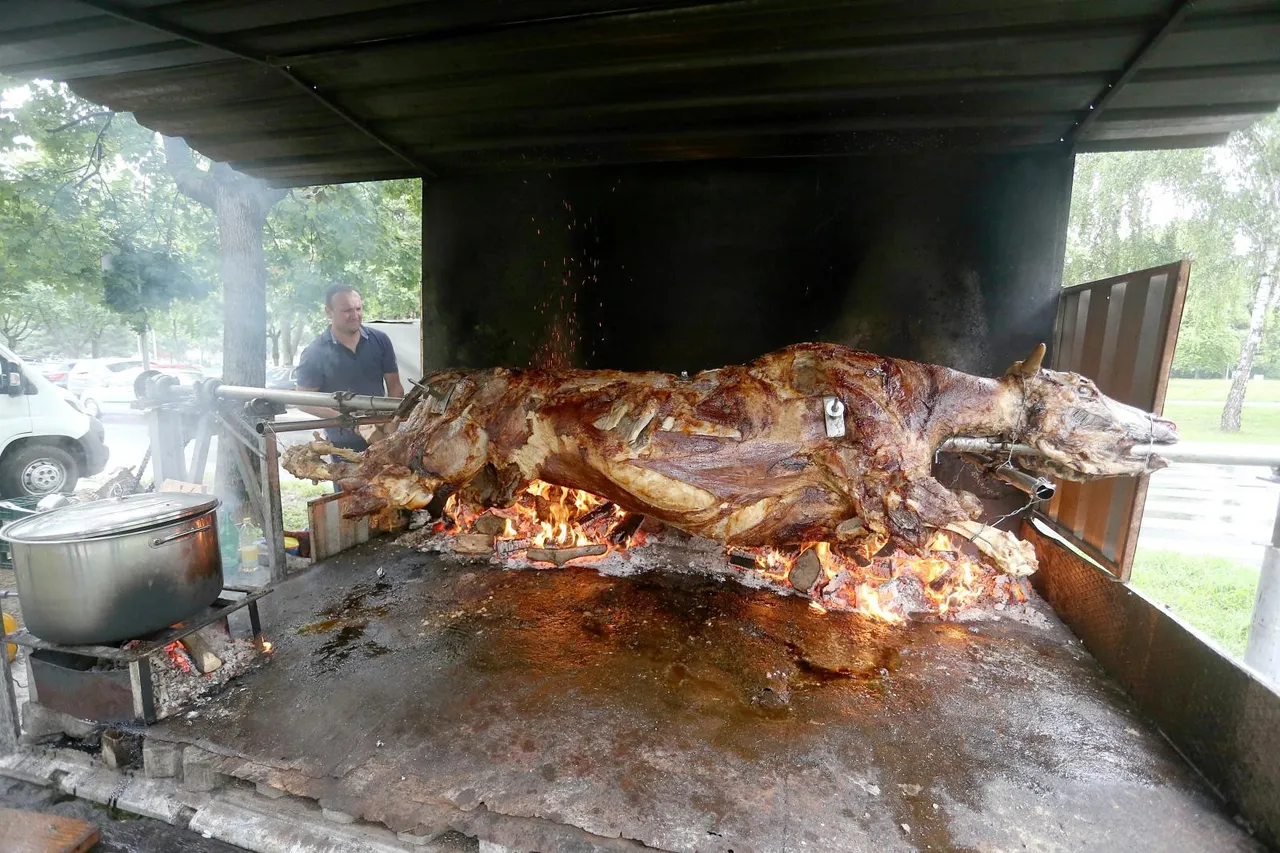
[1165,378,1280,403]
[1129,548,1258,657]
[279,479,330,530]
[1161,403,1280,444]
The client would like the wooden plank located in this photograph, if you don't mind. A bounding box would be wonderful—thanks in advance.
[0,805,100,853]
[307,492,373,561]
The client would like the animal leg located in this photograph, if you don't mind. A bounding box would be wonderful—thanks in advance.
[895,476,1039,577]
[943,519,1037,577]
[341,411,492,518]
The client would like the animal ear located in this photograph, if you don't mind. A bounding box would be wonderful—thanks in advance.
[1005,343,1047,378]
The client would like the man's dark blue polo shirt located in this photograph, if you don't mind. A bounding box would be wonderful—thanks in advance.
[296,325,398,450]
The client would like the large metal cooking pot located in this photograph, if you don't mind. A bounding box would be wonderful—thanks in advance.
[0,493,223,645]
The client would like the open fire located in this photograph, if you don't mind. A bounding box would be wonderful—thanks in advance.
[425,480,1030,623]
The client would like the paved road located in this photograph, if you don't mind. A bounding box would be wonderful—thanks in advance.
[1164,400,1280,407]
[1137,460,1279,568]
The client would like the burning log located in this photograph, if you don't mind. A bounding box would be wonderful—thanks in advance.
[452,533,496,555]
[788,547,824,593]
[579,501,617,525]
[180,629,224,674]
[471,513,509,537]
[608,512,645,547]
[526,544,608,566]
[284,342,1179,579]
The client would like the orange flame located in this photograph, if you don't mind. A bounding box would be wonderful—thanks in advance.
[440,483,1024,622]
[728,530,1024,623]
[445,480,634,557]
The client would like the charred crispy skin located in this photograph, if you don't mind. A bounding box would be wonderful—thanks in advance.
[283,343,1178,576]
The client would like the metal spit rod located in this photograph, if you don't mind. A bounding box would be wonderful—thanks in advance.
[147,379,402,413]
[259,414,397,434]
[939,437,1280,468]
[991,467,1056,501]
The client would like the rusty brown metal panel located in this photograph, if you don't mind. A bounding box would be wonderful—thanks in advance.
[1025,520,1280,850]
[1044,260,1188,580]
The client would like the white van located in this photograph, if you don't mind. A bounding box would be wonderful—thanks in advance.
[0,343,109,498]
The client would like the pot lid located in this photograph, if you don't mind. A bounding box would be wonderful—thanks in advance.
[0,492,220,543]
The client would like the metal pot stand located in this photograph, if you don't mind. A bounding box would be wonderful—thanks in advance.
[1,585,269,726]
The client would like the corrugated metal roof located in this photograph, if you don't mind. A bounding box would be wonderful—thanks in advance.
[3,0,1279,186]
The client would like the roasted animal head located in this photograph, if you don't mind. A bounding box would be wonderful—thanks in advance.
[1004,344,1178,481]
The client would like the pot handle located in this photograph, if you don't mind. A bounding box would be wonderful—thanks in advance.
[149,521,213,548]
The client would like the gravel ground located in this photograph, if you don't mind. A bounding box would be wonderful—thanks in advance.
[0,775,245,852]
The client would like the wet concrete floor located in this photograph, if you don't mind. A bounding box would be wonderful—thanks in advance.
[155,541,1264,853]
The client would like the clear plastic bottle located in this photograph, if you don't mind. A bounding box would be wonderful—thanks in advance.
[217,508,240,572]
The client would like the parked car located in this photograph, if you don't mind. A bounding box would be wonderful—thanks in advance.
[266,365,299,390]
[66,358,142,396]
[78,365,206,418]
[0,345,108,498]
[37,360,76,388]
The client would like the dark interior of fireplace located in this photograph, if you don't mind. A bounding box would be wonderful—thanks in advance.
[422,153,1073,378]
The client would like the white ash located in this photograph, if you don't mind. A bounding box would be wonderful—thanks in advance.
[149,628,266,720]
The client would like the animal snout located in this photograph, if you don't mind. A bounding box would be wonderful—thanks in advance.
[1148,414,1178,444]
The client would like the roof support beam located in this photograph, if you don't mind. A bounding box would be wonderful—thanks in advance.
[1067,0,1196,149]
[68,0,437,179]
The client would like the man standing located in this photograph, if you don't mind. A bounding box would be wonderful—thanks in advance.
[295,284,404,453]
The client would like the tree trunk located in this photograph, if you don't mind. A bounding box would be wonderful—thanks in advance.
[1221,246,1280,432]
[214,182,273,519]
[164,137,284,522]
[266,326,281,366]
[282,318,304,367]
[139,331,151,369]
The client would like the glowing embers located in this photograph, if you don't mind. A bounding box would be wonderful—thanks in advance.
[729,536,1029,623]
[437,483,1028,623]
[442,480,639,564]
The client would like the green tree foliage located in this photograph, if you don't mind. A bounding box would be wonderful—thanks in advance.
[2,79,422,370]
[0,79,218,356]
[101,243,209,335]
[1065,110,1280,428]
[265,180,422,364]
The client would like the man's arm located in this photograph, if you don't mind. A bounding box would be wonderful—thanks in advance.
[384,373,405,397]
[376,330,403,398]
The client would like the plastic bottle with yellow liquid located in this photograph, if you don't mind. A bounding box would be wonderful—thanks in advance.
[3,612,16,662]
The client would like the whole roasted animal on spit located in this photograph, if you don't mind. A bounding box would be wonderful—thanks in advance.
[283,343,1178,577]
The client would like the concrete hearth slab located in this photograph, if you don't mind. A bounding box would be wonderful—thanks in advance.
[147,541,1262,853]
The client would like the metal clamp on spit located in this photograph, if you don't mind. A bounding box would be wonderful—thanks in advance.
[823,396,846,439]
[938,437,1056,501]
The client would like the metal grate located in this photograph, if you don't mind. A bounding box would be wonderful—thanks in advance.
[1040,260,1189,580]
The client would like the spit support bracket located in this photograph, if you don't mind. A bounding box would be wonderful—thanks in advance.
[823,396,846,439]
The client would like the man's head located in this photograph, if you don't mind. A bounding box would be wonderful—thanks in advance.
[325,285,363,336]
